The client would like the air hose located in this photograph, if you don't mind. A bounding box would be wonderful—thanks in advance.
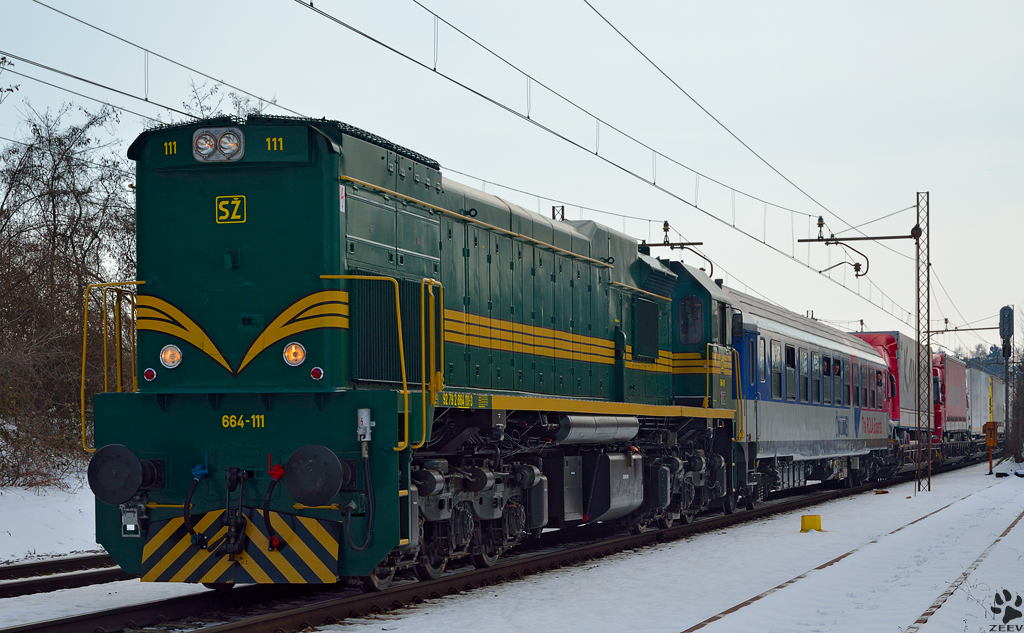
[264,454,286,551]
[343,444,375,552]
[185,459,208,548]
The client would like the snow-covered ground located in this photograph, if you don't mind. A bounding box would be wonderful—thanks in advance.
[0,482,101,562]
[1,461,1022,632]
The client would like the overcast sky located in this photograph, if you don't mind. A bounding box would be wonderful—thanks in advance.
[3,0,1021,354]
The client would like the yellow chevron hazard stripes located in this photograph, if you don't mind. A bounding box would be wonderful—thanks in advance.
[141,509,340,584]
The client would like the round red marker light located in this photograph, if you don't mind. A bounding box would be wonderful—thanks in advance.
[310,367,324,381]
[143,368,157,381]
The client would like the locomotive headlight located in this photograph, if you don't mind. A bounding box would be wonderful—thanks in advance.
[194,133,216,157]
[159,344,182,368]
[283,342,306,367]
[218,132,241,156]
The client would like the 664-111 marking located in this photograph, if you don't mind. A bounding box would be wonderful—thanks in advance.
[222,414,265,428]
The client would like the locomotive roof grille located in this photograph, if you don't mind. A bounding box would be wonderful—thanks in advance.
[135,114,440,171]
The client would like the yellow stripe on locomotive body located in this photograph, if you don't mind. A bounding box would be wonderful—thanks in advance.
[140,509,340,584]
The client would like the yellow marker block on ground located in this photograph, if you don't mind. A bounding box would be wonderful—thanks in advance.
[800,515,823,532]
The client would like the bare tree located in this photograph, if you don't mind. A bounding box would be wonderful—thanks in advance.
[0,103,135,487]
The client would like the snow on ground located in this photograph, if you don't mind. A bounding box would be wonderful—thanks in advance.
[0,481,101,563]
[323,460,1024,633]
[1,462,1022,632]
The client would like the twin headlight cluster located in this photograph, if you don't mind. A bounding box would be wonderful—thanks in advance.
[192,127,245,161]
[144,342,323,381]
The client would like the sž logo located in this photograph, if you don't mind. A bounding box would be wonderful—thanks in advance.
[991,589,1024,627]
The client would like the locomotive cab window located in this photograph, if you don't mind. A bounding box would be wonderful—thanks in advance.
[633,297,659,362]
[785,344,796,401]
[679,295,704,345]
[822,354,832,405]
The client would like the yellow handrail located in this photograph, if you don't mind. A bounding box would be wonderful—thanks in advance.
[320,274,410,452]
[81,281,145,453]
[416,278,444,450]
[703,343,714,408]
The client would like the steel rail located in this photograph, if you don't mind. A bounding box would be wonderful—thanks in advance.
[0,567,134,599]
[0,553,114,581]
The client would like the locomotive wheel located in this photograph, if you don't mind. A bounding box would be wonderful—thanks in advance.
[678,512,695,525]
[721,493,737,515]
[743,495,757,511]
[658,516,674,529]
[360,565,395,592]
[629,519,651,535]
[414,555,446,580]
[471,547,500,569]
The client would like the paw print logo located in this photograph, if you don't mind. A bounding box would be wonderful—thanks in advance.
[992,589,1024,624]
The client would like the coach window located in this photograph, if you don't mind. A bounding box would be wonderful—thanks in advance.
[861,365,869,408]
[811,351,821,404]
[759,337,767,383]
[869,368,876,409]
[679,295,703,345]
[872,366,880,407]
[798,348,809,402]
[835,359,844,406]
[877,370,885,407]
[785,345,796,401]
[852,362,860,407]
[822,355,832,405]
[771,340,782,399]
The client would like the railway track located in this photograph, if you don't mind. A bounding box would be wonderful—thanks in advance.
[2,465,957,633]
[0,554,132,599]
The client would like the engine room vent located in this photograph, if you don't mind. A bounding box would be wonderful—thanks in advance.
[349,270,432,384]
[636,252,677,297]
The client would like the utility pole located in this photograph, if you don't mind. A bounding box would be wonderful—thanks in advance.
[914,192,931,492]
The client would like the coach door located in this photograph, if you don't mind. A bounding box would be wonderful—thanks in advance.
[744,330,760,443]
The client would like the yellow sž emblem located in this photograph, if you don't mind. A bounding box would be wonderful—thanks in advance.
[215,195,246,224]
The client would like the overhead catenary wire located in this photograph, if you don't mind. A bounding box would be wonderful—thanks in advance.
[1,67,163,123]
[17,2,982,338]
[0,134,135,177]
[579,2,998,334]
[30,0,305,119]
[291,0,920,327]
[410,0,814,218]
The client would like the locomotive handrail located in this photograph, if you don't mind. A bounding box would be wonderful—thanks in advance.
[608,281,670,302]
[338,175,613,269]
[320,274,411,452]
[80,281,145,453]
[418,278,444,450]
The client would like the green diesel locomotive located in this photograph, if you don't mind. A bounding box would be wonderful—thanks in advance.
[85,115,748,590]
